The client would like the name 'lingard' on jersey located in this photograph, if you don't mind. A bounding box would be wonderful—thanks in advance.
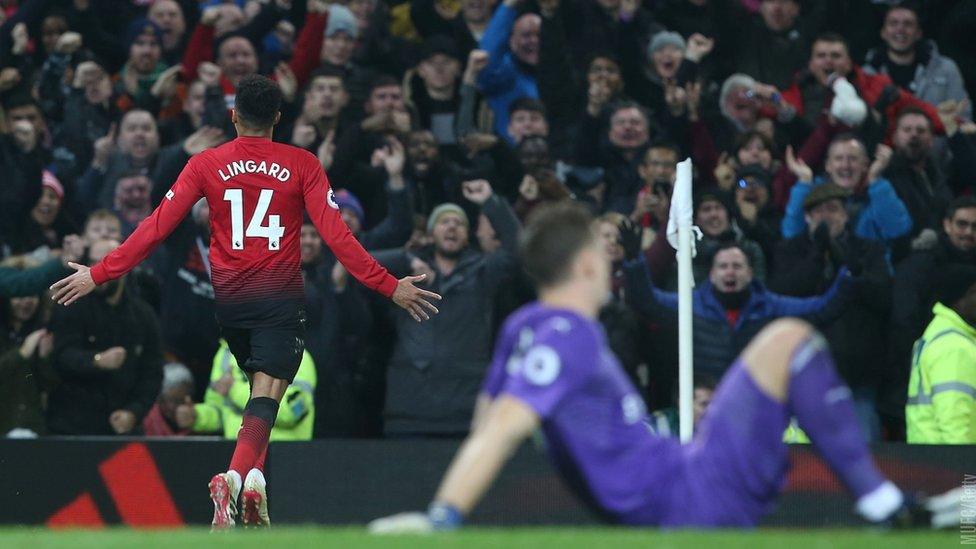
[218,159,292,182]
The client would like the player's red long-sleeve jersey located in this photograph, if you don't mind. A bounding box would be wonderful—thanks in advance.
[90,136,398,327]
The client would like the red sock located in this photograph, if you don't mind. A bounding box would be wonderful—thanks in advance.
[253,444,268,473]
[228,414,272,477]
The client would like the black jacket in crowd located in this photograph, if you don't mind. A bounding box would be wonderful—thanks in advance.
[375,194,520,435]
[768,230,891,389]
[47,286,163,435]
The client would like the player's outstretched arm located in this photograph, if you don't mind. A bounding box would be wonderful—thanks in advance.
[49,262,95,306]
[391,273,442,322]
[369,395,538,533]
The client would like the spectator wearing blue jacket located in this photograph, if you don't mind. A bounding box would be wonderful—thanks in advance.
[623,240,853,378]
[478,0,540,143]
[781,134,912,242]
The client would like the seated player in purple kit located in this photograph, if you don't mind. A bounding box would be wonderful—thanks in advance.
[369,202,961,532]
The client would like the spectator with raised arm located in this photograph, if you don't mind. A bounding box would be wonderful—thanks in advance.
[375,179,520,436]
[780,33,945,140]
[781,134,912,244]
[476,0,539,142]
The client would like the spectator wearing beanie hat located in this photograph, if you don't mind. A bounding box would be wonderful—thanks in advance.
[116,18,169,109]
[321,185,413,253]
[11,171,77,256]
[616,19,711,125]
[372,180,521,436]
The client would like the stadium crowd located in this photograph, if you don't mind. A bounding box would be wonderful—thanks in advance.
[1,0,975,443]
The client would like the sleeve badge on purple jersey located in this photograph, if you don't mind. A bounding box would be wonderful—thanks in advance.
[327,188,339,209]
[522,345,561,386]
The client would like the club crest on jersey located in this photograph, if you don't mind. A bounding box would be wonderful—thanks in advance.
[165,189,174,201]
[327,188,339,210]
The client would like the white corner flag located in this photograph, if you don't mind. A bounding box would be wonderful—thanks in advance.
[668,158,700,443]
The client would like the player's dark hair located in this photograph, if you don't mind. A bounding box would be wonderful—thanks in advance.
[519,202,597,288]
[946,196,976,220]
[234,74,282,129]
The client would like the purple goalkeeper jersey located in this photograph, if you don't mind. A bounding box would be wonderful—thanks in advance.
[482,302,685,524]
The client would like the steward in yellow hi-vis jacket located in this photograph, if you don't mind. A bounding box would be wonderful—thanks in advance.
[907,303,976,444]
[192,340,317,440]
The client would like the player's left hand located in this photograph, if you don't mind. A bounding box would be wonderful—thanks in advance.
[392,274,441,322]
[50,262,96,306]
[368,512,433,534]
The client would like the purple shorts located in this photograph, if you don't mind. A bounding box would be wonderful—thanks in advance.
[659,360,791,527]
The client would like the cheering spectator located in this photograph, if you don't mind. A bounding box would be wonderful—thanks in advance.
[883,108,958,243]
[9,172,76,257]
[46,238,163,435]
[477,0,540,142]
[376,180,519,436]
[576,101,652,215]
[728,0,826,90]
[689,191,767,285]
[331,75,412,225]
[780,33,944,138]
[0,95,45,242]
[769,183,892,440]
[114,18,169,113]
[732,164,781,263]
[0,289,54,437]
[624,241,853,379]
[81,210,122,244]
[781,135,911,243]
[863,4,972,120]
[406,35,463,146]
[147,0,189,66]
[112,172,153,236]
[75,109,161,213]
[142,362,194,437]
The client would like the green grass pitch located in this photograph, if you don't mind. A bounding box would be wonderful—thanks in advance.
[0,527,960,548]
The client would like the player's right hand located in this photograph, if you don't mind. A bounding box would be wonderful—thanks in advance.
[392,274,441,322]
[367,512,433,534]
[50,262,97,306]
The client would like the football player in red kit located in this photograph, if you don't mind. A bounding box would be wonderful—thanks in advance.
[50,75,441,529]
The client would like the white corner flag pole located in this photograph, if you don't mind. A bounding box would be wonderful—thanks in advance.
[667,158,697,443]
